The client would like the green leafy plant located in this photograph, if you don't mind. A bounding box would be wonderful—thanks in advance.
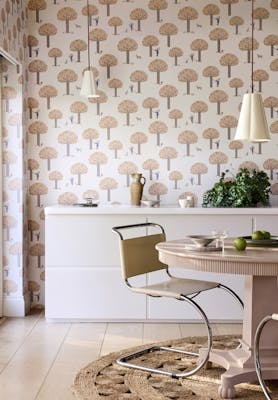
[202,168,271,208]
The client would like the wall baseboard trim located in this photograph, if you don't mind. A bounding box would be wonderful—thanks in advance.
[3,292,31,317]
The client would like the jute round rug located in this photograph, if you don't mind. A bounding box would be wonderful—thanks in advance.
[73,335,278,399]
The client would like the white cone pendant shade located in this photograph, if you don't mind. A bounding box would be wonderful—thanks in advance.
[234,93,271,142]
[80,70,99,98]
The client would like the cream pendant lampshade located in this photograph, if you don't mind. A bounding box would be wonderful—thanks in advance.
[80,0,99,98]
[80,70,99,98]
[234,0,270,143]
[234,93,271,142]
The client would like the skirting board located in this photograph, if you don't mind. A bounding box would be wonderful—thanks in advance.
[3,292,31,317]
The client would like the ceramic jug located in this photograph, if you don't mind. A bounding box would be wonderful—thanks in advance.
[130,173,146,206]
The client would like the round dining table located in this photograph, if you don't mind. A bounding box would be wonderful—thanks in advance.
[156,239,278,399]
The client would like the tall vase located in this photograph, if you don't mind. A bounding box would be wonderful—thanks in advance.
[130,173,146,206]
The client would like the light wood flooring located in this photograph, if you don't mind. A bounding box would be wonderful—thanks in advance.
[0,311,242,400]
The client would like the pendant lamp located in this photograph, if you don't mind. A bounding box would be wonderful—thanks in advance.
[80,0,99,98]
[234,0,270,142]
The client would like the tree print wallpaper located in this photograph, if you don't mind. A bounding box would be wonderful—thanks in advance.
[1,0,278,310]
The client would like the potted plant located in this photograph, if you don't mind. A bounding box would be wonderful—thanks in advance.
[202,168,271,208]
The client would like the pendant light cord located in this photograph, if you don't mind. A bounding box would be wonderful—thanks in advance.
[251,0,254,93]
[87,0,91,69]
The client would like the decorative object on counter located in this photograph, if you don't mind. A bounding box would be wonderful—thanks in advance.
[179,195,194,208]
[130,173,146,206]
[234,0,270,143]
[73,197,98,207]
[202,168,271,208]
[141,200,160,207]
[187,235,217,248]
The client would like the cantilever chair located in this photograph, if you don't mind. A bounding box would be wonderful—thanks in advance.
[112,222,243,379]
[255,314,278,399]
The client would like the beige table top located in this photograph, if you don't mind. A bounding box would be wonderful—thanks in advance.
[156,239,278,276]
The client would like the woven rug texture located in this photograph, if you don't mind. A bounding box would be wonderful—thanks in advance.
[72,335,278,400]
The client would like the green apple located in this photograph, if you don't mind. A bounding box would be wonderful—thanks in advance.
[252,230,265,240]
[261,230,271,240]
[233,237,247,251]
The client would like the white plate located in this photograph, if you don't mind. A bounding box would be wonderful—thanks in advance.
[184,244,222,252]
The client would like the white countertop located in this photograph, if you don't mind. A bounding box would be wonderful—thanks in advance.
[44,204,278,215]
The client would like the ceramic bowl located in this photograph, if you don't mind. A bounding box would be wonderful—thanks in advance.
[141,200,160,207]
[187,235,217,248]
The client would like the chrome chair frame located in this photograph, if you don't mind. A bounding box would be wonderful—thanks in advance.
[113,222,243,379]
[255,314,278,400]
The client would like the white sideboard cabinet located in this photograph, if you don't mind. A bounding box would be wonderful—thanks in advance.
[45,205,278,322]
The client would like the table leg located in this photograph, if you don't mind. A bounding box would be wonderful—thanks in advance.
[199,275,278,399]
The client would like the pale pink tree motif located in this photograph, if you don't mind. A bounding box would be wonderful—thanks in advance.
[9,242,22,268]
[178,69,198,95]
[169,109,183,128]
[270,59,278,72]
[229,140,243,158]
[178,6,198,33]
[28,281,40,302]
[99,0,117,17]
[109,140,123,159]
[99,115,118,140]
[220,53,239,78]
[220,115,238,140]
[203,128,219,150]
[89,90,107,115]
[3,151,17,177]
[57,7,77,33]
[117,37,137,64]
[3,215,17,241]
[190,39,208,62]
[58,131,78,156]
[27,35,38,57]
[203,66,219,88]
[99,53,117,79]
[29,243,45,268]
[169,47,183,66]
[48,109,63,128]
[28,0,46,23]
[118,100,138,126]
[48,48,62,66]
[209,28,228,53]
[28,220,40,241]
[28,159,39,180]
[39,147,57,170]
[159,22,178,47]
[142,159,159,180]
[29,121,47,146]
[220,0,239,16]
[71,163,88,185]
[229,78,243,97]
[8,178,22,203]
[38,23,57,48]
[142,97,159,119]
[27,97,39,119]
[148,0,168,22]
[270,121,278,134]
[263,97,278,119]
[58,192,78,205]
[149,120,168,146]
[190,162,208,185]
[49,171,63,189]
[89,28,108,53]
[99,177,118,201]
[70,101,88,124]
[209,151,228,176]
[70,39,87,62]
[230,16,244,34]
[82,128,99,150]
[130,132,148,155]
[178,130,198,156]
[130,8,147,31]
[203,4,220,25]
[190,101,208,123]
[169,170,183,189]
[39,85,57,109]
[209,90,228,115]
[108,16,123,35]
[263,159,278,180]
[118,161,137,186]
[159,146,177,170]
[148,182,168,201]
[239,37,259,63]
[89,152,108,176]
[264,35,278,57]
[29,182,48,206]
[142,35,159,57]
[57,69,78,95]
[108,78,123,97]
[252,70,269,93]
[159,85,178,109]
[148,59,168,84]
[130,70,148,94]
[253,7,269,31]
[28,59,47,84]
[82,3,99,26]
